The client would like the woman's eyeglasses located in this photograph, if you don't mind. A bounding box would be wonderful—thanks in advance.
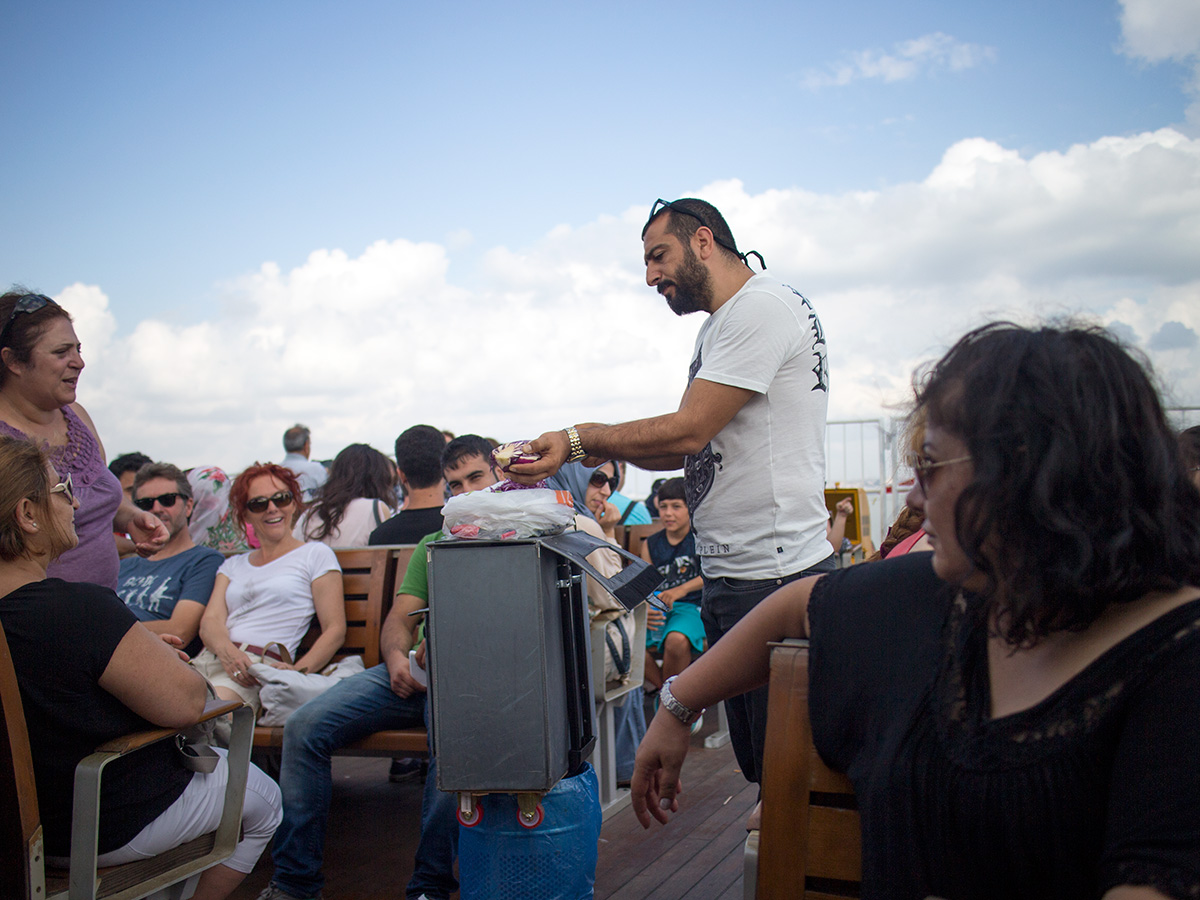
[0,293,52,350]
[589,470,619,492]
[134,492,182,511]
[910,455,973,493]
[245,491,294,514]
[49,472,74,504]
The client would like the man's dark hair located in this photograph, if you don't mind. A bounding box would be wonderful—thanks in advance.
[642,198,742,264]
[394,425,448,489]
[914,320,1200,647]
[109,451,153,480]
[442,434,496,473]
[656,477,686,504]
[283,424,310,453]
[133,462,192,500]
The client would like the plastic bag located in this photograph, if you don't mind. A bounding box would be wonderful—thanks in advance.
[442,486,576,540]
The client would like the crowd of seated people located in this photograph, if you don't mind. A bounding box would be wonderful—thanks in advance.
[5,290,1198,899]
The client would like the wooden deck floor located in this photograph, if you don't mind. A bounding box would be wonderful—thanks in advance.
[229,715,756,900]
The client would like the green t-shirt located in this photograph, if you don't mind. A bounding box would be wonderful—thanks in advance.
[399,529,443,643]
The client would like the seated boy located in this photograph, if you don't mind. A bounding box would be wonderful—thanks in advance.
[640,478,706,729]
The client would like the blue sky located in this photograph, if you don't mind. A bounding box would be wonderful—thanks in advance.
[2,0,1199,489]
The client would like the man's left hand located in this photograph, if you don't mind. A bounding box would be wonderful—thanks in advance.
[127,511,169,557]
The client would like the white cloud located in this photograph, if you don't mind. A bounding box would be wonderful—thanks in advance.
[1119,0,1200,127]
[800,32,996,90]
[65,130,1200,493]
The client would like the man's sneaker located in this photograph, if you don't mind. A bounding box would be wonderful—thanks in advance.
[690,713,705,736]
[255,886,323,900]
[389,757,427,783]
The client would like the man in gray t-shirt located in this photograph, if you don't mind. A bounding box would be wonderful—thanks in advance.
[117,462,222,657]
[513,198,833,785]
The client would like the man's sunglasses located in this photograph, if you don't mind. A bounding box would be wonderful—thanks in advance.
[589,470,619,492]
[645,199,766,270]
[245,491,294,514]
[0,293,52,350]
[50,472,75,504]
[134,492,183,511]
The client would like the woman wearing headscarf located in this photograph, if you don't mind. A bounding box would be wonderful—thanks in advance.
[549,460,646,783]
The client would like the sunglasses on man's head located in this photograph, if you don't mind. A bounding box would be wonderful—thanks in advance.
[245,491,294,514]
[644,199,767,270]
[589,470,619,492]
[0,293,52,350]
[134,492,182,511]
[49,472,74,504]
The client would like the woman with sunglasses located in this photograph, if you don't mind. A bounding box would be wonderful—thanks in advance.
[632,322,1200,900]
[549,460,647,782]
[0,289,168,589]
[195,463,345,714]
[0,436,282,900]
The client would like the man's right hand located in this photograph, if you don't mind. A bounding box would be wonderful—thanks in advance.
[385,644,426,698]
[506,430,571,484]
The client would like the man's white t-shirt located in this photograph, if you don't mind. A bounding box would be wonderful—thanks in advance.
[218,542,341,656]
[684,273,830,580]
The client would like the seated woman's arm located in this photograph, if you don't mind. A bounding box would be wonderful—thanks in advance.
[199,574,254,682]
[98,622,207,729]
[631,574,820,828]
[289,570,346,674]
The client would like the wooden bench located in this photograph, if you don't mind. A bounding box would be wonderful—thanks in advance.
[251,545,430,758]
[746,640,861,900]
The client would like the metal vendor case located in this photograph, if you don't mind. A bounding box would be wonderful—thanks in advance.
[426,530,661,826]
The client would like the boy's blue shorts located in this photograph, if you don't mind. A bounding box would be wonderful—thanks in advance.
[646,600,705,654]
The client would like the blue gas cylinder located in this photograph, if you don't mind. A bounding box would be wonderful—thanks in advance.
[458,762,602,900]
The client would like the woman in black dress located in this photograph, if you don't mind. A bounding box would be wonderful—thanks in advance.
[632,322,1200,900]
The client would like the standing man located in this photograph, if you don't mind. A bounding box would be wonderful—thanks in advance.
[512,197,833,786]
[116,462,224,657]
[282,423,328,502]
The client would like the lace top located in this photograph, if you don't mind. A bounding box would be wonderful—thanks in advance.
[0,406,123,589]
[808,552,1200,900]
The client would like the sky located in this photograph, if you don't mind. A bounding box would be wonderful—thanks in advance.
[3,0,1200,496]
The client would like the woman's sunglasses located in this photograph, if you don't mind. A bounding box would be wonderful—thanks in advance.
[0,293,51,350]
[245,491,294,514]
[49,472,75,504]
[589,470,619,492]
[134,492,182,511]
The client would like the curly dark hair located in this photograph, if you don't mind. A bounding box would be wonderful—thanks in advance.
[303,443,396,542]
[229,463,304,531]
[914,321,1200,646]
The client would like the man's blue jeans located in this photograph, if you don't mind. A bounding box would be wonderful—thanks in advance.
[700,553,837,785]
[270,663,457,900]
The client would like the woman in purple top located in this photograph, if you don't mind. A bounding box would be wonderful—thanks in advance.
[0,289,167,588]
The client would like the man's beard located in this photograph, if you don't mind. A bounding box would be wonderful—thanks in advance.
[660,244,714,316]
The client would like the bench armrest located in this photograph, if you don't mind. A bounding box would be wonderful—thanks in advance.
[68,702,254,900]
[93,699,243,755]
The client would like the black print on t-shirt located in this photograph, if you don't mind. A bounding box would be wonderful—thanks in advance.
[786,286,828,393]
[684,348,721,512]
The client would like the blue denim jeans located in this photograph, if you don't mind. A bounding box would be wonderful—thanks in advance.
[700,553,837,785]
[408,697,459,900]
[269,663,456,900]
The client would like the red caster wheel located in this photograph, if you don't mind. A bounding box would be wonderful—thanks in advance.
[518,802,545,829]
[457,801,482,827]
